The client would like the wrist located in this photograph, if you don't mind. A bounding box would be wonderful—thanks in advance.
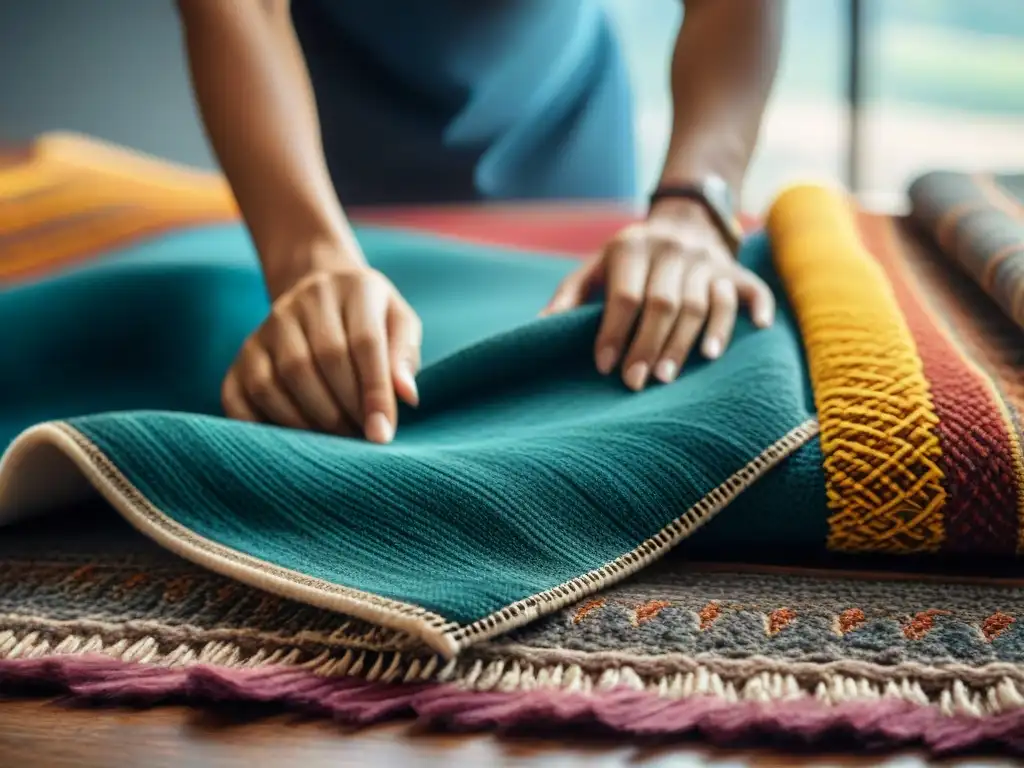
[647,196,712,227]
[648,174,745,256]
[259,228,366,299]
[660,130,748,195]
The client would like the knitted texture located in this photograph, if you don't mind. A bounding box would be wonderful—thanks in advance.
[861,216,1024,555]
[3,135,1024,660]
[0,135,820,657]
[770,185,1024,557]
[9,137,1024,755]
[887,177,1024,553]
[769,187,946,554]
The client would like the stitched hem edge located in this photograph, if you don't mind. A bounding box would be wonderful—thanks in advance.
[0,418,819,658]
[447,420,820,649]
[0,423,460,657]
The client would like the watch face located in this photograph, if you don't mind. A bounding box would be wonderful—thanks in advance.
[703,175,734,217]
[702,175,743,252]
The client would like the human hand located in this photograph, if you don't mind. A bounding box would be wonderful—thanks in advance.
[221,261,421,444]
[541,203,774,390]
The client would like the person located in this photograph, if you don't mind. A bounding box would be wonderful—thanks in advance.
[174,0,783,445]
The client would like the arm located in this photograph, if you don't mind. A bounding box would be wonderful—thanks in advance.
[544,1,782,389]
[653,0,784,216]
[175,0,419,445]
[175,0,362,297]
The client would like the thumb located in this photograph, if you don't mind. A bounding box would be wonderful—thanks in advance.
[539,264,595,317]
[387,300,423,408]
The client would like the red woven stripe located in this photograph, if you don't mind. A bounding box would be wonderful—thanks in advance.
[859,214,1019,554]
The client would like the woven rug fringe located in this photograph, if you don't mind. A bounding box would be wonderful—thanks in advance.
[6,628,1024,720]
[3,654,1024,756]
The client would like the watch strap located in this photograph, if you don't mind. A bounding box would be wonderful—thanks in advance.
[648,181,744,255]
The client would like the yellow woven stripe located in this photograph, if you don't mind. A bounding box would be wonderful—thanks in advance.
[768,185,946,554]
[876,219,1024,555]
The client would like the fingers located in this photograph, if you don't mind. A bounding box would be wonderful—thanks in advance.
[737,271,776,329]
[594,236,649,375]
[387,298,423,408]
[701,277,738,360]
[593,231,775,392]
[655,261,711,382]
[620,250,686,391]
[297,279,363,432]
[222,268,410,444]
[540,262,596,317]
[234,339,311,430]
[221,368,261,423]
[266,310,346,432]
[345,277,397,444]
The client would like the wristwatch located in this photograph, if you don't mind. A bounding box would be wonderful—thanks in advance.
[648,175,744,256]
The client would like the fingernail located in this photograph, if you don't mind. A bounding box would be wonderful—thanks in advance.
[755,309,774,329]
[654,359,678,384]
[596,347,617,375]
[365,412,394,444]
[624,362,649,391]
[704,338,722,360]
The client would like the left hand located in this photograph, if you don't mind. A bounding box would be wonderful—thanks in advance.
[541,203,775,391]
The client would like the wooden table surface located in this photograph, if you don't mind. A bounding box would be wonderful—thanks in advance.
[0,699,1015,768]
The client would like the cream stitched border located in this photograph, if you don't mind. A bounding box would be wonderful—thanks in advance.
[0,419,819,658]
[0,423,460,656]
[449,419,821,647]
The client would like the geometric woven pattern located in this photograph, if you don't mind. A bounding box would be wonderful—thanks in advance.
[7,541,1024,755]
[863,217,1024,555]
[6,136,1024,754]
[769,186,947,554]
[906,171,1024,553]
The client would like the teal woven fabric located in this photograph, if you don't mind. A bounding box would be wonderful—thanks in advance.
[0,225,823,645]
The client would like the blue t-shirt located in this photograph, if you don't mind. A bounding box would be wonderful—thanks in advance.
[291,0,637,205]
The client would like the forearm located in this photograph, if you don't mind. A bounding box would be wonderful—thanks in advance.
[176,0,360,296]
[658,0,784,201]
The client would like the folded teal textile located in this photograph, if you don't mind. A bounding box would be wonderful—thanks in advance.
[0,224,819,654]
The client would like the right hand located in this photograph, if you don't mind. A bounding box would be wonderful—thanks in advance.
[221,265,422,444]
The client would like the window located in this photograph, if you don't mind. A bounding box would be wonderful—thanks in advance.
[859,0,1024,204]
[602,0,847,212]
[603,0,1024,212]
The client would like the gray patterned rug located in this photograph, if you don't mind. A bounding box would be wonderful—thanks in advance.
[2,503,1024,756]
